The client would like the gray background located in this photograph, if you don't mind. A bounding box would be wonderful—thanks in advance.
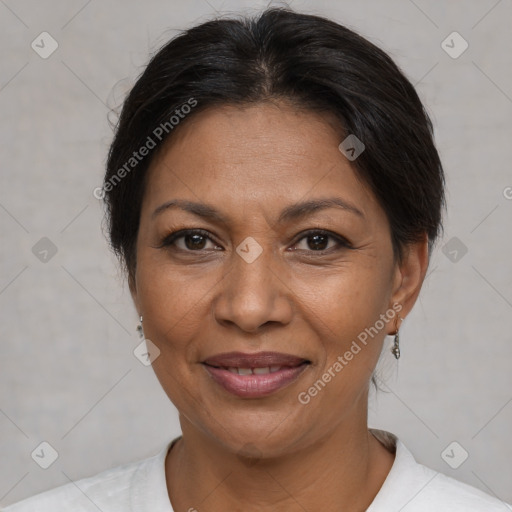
[1,0,511,507]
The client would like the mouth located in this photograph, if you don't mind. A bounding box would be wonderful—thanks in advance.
[201,351,311,398]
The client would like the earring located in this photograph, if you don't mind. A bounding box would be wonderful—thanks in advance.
[391,315,404,360]
[136,315,144,340]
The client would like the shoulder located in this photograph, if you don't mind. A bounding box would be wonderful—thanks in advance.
[368,429,511,511]
[1,459,140,512]
[1,440,175,512]
[418,470,510,511]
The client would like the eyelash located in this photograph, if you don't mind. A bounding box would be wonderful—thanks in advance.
[157,228,352,255]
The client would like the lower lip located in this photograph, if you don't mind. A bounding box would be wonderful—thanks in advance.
[202,363,309,398]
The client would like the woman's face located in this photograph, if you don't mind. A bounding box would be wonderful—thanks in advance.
[131,101,426,456]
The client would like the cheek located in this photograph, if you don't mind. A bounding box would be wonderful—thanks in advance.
[136,265,206,410]
[291,264,391,390]
[136,254,217,339]
[294,259,392,336]
[134,255,228,410]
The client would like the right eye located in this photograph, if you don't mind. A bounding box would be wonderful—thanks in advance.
[159,229,222,252]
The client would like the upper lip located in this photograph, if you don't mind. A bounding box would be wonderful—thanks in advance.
[202,351,309,368]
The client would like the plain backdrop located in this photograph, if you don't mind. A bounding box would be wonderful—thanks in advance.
[1,0,511,507]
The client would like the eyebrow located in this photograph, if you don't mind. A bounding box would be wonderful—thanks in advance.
[151,197,365,223]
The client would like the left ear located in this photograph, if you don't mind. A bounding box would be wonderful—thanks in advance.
[388,234,429,330]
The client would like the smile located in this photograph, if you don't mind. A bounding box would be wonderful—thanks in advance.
[202,356,310,398]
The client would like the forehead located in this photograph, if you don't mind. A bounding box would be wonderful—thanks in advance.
[142,101,380,223]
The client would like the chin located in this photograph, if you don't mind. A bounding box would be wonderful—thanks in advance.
[207,416,305,460]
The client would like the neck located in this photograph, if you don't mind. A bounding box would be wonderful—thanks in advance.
[165,410,395,511]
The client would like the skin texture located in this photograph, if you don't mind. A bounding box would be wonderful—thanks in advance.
[130,100,429,511]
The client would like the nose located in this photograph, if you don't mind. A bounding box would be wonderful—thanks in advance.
[213,240,294,333]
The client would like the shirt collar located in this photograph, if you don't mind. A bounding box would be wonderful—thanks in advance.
[130,430,436,512]
[129,436,181,512]
[367,428,440,510]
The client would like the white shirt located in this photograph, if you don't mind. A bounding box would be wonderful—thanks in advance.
[2,429,510,511]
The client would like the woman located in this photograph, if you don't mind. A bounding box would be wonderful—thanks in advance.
[4,7,509,511]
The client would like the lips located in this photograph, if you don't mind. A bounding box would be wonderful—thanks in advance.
[202,351,309,369]
[201,351,310,398]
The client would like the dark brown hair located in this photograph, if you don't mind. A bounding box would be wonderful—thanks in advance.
[104,7,445,282]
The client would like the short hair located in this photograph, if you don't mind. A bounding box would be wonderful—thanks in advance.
[104,7,445,282]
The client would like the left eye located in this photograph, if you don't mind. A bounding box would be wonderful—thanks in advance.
[292,230,348,252]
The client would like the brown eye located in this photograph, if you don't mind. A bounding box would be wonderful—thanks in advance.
[159,229,220,252]
[304,233,330,251]
[182,233,208,250]
[292,230,351,254]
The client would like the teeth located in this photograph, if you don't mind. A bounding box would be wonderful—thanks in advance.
[224,366,282,375]
[253,367,271,375]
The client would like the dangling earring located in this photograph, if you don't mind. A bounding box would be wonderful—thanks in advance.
[136,315,144,340]
[391,314,404,360]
